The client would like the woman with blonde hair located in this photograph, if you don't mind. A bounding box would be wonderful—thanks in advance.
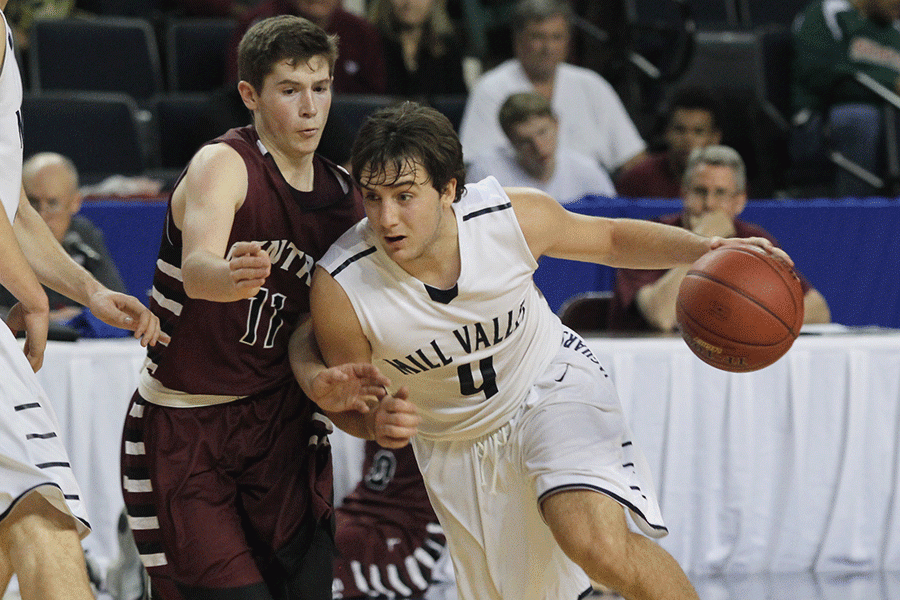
[368,0,468,97]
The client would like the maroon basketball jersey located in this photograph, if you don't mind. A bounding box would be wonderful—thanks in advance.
[147,126,364,396]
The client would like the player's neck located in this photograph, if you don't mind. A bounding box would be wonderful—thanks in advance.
[397,207,461,289]
[266,146,317,191]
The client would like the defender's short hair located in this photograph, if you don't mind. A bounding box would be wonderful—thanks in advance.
[237,15,338,92]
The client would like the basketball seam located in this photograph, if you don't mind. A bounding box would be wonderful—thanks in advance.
[685,271,798,338]
[676,297,788,349]
[724,248,803,323]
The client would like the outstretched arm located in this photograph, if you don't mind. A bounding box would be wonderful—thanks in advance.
[289,315,391,414]
[509,187,791,270]
[11,189,165,346]
[309,267,420,447]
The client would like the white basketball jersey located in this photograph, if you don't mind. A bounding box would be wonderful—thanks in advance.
[320,176,562,441]
[0,12,22,222]
[0,10,22,223]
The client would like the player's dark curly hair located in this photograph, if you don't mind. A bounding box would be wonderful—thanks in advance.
[350,102,467,202]
[238,15,338,93]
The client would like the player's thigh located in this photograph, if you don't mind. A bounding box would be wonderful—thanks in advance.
[124,397,264,589]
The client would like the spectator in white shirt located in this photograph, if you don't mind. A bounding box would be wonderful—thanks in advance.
[459,0,647,177]
[467,91,615,203]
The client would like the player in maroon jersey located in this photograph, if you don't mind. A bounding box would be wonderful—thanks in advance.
[119,15,416,600]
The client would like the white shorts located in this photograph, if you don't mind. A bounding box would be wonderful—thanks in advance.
[0,328,90,538]
[413,328,666,600]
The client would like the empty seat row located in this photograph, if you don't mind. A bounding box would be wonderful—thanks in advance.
[625,0,808,31]
[20,91,469,187]
[27,16,237,100]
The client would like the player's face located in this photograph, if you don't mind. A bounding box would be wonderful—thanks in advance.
[665,109,720,173]
[243,56,332,161]
[682,163,746,226]
[360,160,457,271]
[515,15,570,82]
[509,114,558,179]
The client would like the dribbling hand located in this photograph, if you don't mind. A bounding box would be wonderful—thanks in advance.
[710,236,794,267]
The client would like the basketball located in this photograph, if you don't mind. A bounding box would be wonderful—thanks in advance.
[675,245,805,372]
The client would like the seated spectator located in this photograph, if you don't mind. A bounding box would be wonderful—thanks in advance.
[226,0,387,94]
[607,145,831,332]
[0,152,127,325]
[333,442,448,599]
[368,0,467,98]
[459,0,646,177]
[616,87,723,199]
[791,0,900,197]
[467,91,615,202]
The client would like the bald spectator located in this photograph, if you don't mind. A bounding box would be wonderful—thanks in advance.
[0,153,126,324]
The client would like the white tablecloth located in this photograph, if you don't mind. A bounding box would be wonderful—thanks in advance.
[34,332,900,574]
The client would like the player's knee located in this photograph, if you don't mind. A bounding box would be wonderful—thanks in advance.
[3,493,79,551]
[543,491,634,584]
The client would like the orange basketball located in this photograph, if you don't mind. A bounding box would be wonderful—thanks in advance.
[675,245,804,372]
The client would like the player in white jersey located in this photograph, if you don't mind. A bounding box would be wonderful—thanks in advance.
[306,102,795,600]
[0,4,164,599]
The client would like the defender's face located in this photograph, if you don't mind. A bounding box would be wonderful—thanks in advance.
[244,56,332,159]
[360,160,456,269]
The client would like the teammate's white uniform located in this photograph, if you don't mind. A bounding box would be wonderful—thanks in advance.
[0,9,90,537]
[320,177,666,600]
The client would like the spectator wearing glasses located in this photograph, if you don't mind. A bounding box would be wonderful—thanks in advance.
[0,152,127,324]
[607,145,831,332]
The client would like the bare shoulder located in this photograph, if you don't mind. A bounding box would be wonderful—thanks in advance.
[172,142,248,224]
[180,143,247,200]
[507,186,569,257]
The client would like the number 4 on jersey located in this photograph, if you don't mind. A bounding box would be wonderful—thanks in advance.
[458,357,498,399]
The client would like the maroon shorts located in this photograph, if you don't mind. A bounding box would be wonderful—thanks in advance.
[332,512,446,599]
[121,382,333,596]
